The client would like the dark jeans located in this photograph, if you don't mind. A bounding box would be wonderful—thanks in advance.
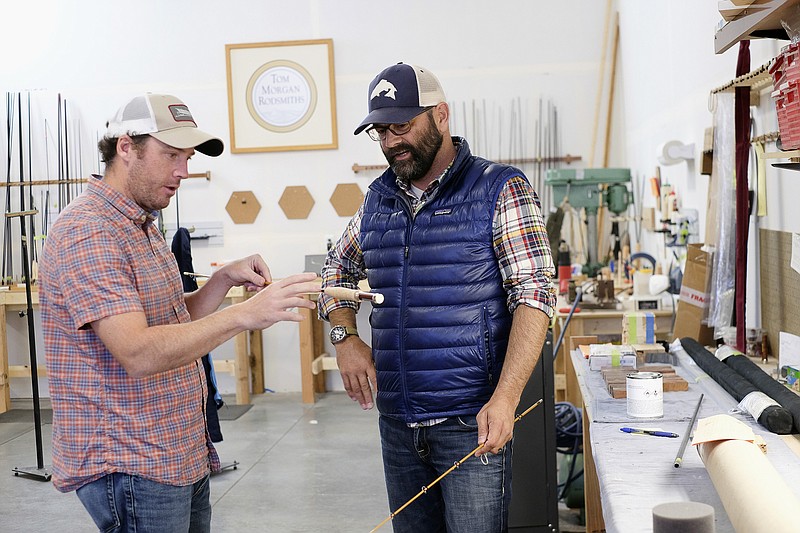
[379,414,512,533]
[76,473,211,533]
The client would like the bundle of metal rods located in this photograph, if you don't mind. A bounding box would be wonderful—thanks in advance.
[448,97,575,214]
[2,91,88,284]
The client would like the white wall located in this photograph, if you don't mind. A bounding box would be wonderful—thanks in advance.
[1,0,610,396]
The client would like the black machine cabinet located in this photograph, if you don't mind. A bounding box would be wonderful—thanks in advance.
[509,330,559,532]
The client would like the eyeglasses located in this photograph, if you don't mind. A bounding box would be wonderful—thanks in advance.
[366,107,434,141]
[366,121,413,142]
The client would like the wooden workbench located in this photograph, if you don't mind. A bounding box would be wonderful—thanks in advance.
[0,286,263,414]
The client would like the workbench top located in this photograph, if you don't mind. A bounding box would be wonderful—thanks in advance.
[571,346,800,533]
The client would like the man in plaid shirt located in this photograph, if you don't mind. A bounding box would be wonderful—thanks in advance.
[39,93,318,532]
[318,64,555,532]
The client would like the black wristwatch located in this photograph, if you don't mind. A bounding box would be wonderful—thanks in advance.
[330,325,358,344]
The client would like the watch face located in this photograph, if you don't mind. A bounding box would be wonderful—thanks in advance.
[330,325,346,343]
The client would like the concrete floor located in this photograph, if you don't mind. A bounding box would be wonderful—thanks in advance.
[0,393,584,532]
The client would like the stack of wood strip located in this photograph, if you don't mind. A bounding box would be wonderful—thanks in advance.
[601,364,689,399]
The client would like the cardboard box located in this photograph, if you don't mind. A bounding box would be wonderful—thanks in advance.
[674,243,716,345]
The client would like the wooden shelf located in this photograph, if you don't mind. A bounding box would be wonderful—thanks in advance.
[715,0,794,55]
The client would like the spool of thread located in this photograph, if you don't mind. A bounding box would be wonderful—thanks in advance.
[626,372,663,418]
[652,502,714,533]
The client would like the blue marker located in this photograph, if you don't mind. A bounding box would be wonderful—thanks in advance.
[620,427,679,438]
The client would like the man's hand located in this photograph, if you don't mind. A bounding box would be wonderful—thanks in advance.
[217,254,273,291]
[474,394,518,456]
[474,306,549,456]
[240,273,319,330]
[336,336,376,410]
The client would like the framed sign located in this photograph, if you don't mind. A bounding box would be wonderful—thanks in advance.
[225,39,338,153]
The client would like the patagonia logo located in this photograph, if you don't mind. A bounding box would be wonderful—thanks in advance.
[433,208,452,216]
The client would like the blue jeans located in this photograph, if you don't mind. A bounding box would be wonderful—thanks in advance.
[76,473,211,533]
[378,415,512,533]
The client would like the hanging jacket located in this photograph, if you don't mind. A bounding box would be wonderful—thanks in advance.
[171,227,224,442]
[361,138,518,423]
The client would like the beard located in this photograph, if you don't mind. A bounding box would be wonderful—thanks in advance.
[128,148,171,212]
[383,114,443,183]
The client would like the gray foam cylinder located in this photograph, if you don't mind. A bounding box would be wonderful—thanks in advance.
[653,502,715,533]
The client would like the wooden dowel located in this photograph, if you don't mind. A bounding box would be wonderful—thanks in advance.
[603,12,619,168]
[5,210,38,219]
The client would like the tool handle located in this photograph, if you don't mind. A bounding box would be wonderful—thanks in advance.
[323,286,384,304]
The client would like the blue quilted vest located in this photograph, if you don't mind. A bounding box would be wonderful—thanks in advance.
[361,138,522,422]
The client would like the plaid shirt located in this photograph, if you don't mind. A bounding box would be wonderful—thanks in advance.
[319,167,556,320]
[39,176,219,493]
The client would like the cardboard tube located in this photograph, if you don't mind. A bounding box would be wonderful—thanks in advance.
[698,438,799,532]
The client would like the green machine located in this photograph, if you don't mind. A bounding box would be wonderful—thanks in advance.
[545,168,632,274]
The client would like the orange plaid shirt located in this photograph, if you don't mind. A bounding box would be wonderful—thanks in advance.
[40,176,219,492]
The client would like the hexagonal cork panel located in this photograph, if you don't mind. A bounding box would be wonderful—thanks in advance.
[226,191,262,224]
[330,183,364,217]
[278,186,315,220]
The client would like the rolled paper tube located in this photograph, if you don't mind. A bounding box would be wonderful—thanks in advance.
[323,286,384,305]
[698,437,800,533]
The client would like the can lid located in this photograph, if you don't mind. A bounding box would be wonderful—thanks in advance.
[627,372,663,379]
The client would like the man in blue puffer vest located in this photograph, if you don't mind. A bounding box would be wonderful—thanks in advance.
[319,63,555,533]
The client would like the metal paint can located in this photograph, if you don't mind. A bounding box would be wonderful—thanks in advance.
[626,372,663,418]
